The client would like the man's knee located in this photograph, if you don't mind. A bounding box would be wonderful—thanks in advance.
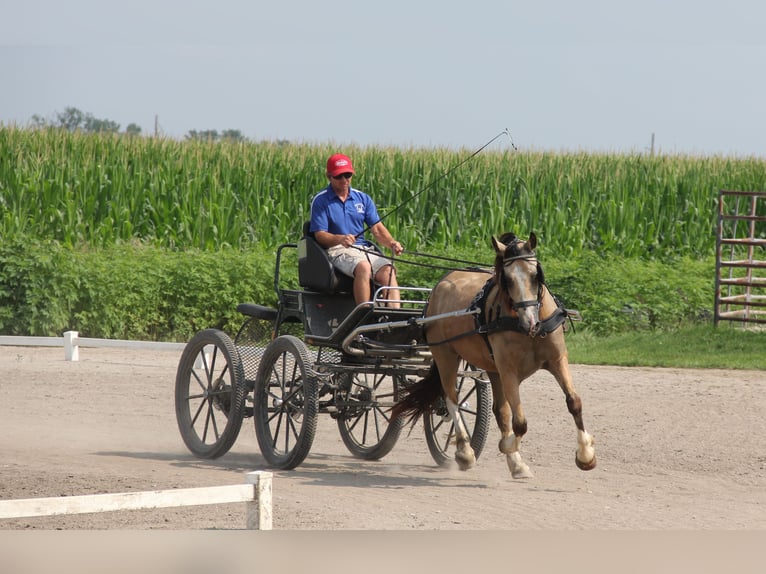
[354,261,372,280]
[375,265,397,285]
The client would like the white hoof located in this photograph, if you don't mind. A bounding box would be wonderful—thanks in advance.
[507,452,533,479]
[576,431,596,471]
[455,447,476,471]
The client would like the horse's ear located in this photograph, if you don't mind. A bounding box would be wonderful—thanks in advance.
[528,232,537,251]
[492,235,506,256]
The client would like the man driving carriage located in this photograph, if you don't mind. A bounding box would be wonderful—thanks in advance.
[309,153,404,307]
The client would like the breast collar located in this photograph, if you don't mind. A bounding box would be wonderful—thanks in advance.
[468,275,568,359]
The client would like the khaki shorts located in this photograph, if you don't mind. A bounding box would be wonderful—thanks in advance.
[327,244,392,278]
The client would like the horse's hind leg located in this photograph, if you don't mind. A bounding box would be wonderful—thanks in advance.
[490,373,533,479]
[549,358,596,471]
[435,351,475,470]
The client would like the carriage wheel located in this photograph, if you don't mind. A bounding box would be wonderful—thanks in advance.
[336,371,405,460]
[175,329,247,459]
[254,335,318,470]
[423,361,491,467]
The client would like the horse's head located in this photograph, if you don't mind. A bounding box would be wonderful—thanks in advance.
[492,232,543,337]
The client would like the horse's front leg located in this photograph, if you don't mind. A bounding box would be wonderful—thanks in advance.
[490,373,533,479]
[549,358,596,471]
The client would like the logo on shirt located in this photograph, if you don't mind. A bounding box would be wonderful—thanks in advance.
[355,203,364,214]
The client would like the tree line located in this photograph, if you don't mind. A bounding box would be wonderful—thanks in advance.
[28,106,246,142]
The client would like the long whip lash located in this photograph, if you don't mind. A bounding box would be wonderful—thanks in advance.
[352,128,517,271]
[358,128,515,238]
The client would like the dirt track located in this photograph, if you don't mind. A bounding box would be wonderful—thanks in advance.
[1,345,764,530]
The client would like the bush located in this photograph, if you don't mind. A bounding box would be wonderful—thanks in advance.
[0,241,278,341]
[0,241,716,340]
[544,253,713,334]
[0,236,79,336]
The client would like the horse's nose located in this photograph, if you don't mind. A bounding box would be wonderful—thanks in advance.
[528,319,540,338]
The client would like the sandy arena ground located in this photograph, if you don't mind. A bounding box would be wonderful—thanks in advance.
[0,345,764,530]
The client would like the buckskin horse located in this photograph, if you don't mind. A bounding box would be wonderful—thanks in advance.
[393,232,596,478]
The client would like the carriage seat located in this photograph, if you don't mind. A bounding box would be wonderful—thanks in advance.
[298,221,354,294]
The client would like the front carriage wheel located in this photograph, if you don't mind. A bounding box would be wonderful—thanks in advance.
[175,329,247,459]
[254,335,318,470]
[423,361,491,467]
[336,372,405,460]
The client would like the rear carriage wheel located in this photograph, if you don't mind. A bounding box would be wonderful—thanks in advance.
[336,371,405,460]
[423,361,491,467]
[254,335,318,470]
[175,329,247,459]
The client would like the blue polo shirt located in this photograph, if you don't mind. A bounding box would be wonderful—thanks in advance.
[309,186,381,246]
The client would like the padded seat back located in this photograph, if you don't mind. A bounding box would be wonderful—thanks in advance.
[298,222,354,294]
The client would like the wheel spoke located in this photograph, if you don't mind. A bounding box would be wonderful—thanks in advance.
[190,396,207,426]
[208,398,221,440]
[269,407,285,448]
[371,403,394,424]
[190,368,207,394]
[208,346,218,377]
[201,399,212,443]
[443,425,455,451]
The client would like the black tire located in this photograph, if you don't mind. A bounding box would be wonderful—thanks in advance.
[175,329,246,459]
[336,371,405,460]
[423,361,491,467]
[254,335,318,470]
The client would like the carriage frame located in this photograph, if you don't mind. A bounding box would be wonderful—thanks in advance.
[174,231,492,470]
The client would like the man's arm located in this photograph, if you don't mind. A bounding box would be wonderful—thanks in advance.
[370,222,403,255]
[314,230,357,250]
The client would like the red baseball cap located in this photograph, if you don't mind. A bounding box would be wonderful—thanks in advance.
[326,153,355,177]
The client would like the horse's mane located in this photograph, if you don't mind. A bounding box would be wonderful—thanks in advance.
[495,232,532,260]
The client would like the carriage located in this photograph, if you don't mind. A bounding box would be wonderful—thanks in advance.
[174,226,492,470]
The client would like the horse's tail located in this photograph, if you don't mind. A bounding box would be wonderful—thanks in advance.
[392,362,443,429]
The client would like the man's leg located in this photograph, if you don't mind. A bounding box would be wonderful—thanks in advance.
[353,260,373,303]
[374,265,400,308]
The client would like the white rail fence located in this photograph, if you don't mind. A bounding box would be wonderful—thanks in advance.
[0,471,273,529]
[0,331,186,361]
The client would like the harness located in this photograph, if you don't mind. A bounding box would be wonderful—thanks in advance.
[423,242,570,356]
[469,275,568,358]
[424,272,569,357]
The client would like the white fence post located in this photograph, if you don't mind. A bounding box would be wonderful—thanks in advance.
[245,471,273,530]
[0,473,273,529]
[64,331,79,361]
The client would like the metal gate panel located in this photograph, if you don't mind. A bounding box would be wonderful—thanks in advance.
[714,190,766,326]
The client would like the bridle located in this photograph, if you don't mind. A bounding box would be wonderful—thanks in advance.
[500,252,543,313]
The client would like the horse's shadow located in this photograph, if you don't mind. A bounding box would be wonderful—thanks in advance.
[93,450,489,490]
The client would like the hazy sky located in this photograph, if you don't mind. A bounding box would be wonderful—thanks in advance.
[2,0,764,156]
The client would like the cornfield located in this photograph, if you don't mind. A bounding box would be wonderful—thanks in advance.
[2,126,765,257]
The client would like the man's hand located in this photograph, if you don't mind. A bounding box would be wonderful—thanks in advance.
[391,241,404,255]
[339,234,356,248]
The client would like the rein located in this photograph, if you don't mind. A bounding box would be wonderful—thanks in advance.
[347,243,492,273]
